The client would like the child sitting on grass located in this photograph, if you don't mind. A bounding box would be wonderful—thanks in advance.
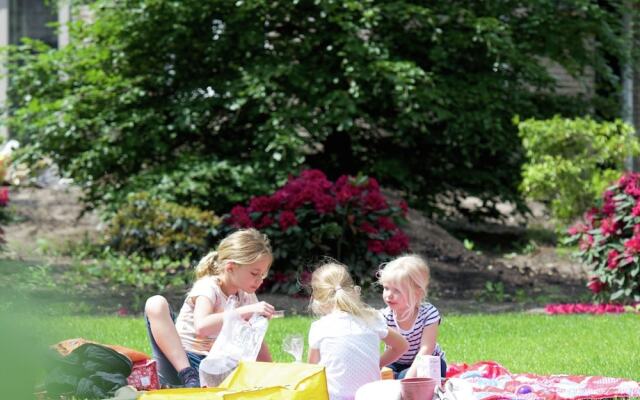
[307,261,408,400]
[144,228,275,388]
[378,254,447,379]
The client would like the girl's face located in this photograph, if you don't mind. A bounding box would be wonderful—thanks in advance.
[382,281,410,313]
[229,255,272,294]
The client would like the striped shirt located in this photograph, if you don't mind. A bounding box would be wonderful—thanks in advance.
[382,303,445,365]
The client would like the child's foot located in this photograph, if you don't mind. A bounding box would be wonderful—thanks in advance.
[178,366,200,388]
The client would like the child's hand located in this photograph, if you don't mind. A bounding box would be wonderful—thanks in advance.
[239,301,275,318]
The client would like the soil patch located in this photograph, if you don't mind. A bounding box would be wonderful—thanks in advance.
[2,186,591,314]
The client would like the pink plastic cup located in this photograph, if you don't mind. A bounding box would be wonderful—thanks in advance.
[400,377,438,400]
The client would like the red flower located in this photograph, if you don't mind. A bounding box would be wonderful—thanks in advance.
[255,215,275,229]
[367,240,385,254]
[249,195,280,213]
[398,200,409,216]
[384,232,410,255]
[360,222,378,234]
[632,201,640,217]
[0,187,8,207]
[378,216,397,232]
[314,194,336,214]
[363,191,387,211]
[336,184,359,204]
[607,249,620,270]
[279,210,298,231]
[367,178,380,190]
[228,205,253,228]
[587,276,605,294]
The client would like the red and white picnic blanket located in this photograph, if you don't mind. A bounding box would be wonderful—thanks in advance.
[446,361,640,400]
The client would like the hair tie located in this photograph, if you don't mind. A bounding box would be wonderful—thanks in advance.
[334,286,343,292]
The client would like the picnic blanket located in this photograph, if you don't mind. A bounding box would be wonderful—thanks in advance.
[447,361,640,400]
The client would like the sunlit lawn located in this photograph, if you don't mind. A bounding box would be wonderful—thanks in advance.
[38,313,640,381]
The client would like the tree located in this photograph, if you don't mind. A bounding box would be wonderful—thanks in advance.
[2,0,633,217]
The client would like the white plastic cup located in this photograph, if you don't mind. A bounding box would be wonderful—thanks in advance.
[415,354,441,379]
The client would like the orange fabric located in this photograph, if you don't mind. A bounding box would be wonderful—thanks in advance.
[54,338,150,362]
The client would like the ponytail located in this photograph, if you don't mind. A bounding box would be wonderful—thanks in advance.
[310,262,378,324]
[195,251,220,279]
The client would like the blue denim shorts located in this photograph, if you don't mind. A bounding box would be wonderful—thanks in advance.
[388,357,447,379]
[144,309,205,387]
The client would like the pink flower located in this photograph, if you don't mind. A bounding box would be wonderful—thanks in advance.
[584,207,599,225]
[607,249,620,270]
[587,276,605,294]
[599,217,618,237]
[624,235,640,254]
[579,235,594,251]
[0,187,8,207]
[278,210,298,231]
[567,223,587,236]
[367,240,385,254]
[632,201,640,217]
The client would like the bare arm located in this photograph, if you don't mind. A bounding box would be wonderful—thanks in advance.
[379,329,409,368]
[307,348,320,364]
[193,298,275,337]
[404,323,439,378]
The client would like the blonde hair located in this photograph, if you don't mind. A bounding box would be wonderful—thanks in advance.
[377,254,430,311]
[310,261,378,323]
[195,228,273,279]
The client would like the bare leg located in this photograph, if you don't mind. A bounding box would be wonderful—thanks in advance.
[145,295,190,372]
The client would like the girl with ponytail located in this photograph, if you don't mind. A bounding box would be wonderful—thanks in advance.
[144,228,275,388]
[307,262,408,400]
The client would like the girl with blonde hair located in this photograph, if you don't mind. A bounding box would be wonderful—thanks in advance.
[378,254,447,379]
[307,262,408,400]
[144,228,275,388]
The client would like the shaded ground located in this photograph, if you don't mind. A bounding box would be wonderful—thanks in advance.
[2,186,591,315]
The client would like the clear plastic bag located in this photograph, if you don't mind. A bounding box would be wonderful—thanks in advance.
[198,296,269,387]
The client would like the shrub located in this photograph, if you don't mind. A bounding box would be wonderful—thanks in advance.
[518,116,639,224]
[85,252,192,292]
[222,170,410,293]
[107,192,220,260]
[566,173,640,303]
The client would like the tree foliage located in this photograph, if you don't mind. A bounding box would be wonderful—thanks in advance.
[2,0,633,217]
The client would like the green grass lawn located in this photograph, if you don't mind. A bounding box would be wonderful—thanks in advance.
[36,313,640,381]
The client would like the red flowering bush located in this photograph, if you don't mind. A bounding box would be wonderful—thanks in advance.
[566,173,640,303]
[0,187,9,251]
[223,170,410,293]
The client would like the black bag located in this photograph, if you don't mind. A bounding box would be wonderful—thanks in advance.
[44,343,132,399]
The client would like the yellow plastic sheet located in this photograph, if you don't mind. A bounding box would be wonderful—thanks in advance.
[140,361,329,400]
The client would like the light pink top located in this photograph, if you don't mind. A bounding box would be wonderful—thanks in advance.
[175,275,258,355]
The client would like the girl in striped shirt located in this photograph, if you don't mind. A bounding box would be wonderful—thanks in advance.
[378,254,447,379]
